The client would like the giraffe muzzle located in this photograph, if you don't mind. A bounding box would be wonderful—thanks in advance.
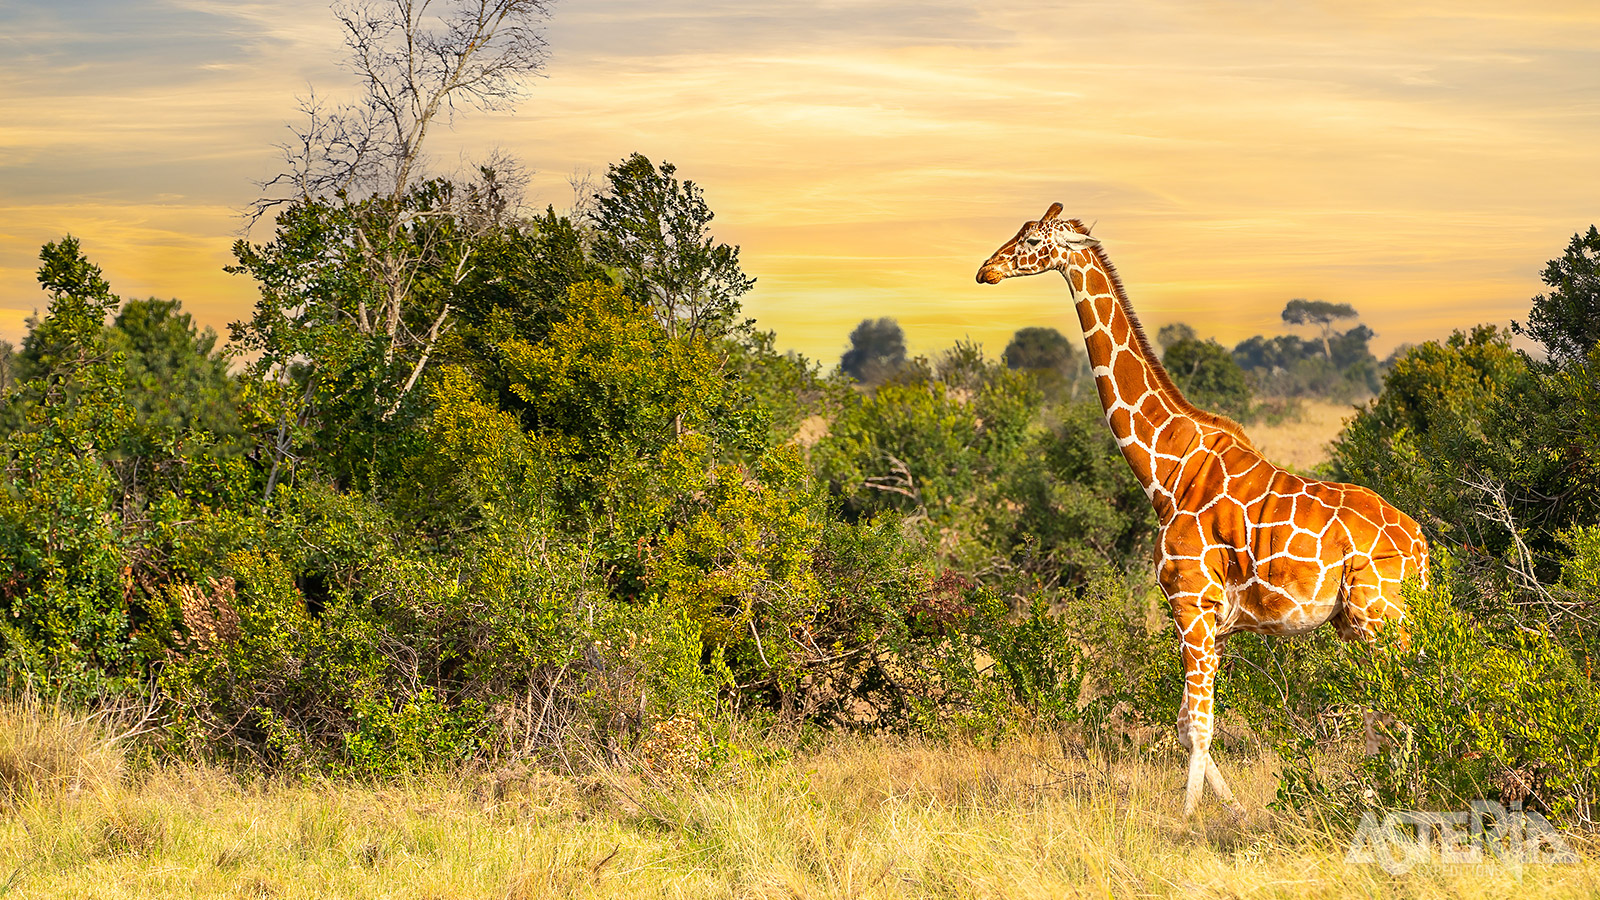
[976,264,1005,284]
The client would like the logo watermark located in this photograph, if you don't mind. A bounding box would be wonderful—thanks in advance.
[1344,801,1577,875]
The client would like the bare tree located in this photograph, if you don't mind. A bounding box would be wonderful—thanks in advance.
[235,0,555,502]
[262,0,552,211]
[242,0,554,444]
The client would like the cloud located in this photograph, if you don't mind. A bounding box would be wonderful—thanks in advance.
[1,0,1597,359]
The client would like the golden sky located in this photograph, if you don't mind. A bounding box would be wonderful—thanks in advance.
[3,0,1598,365]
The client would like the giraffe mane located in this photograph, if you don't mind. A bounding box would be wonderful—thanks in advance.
[1064,218,1261,455]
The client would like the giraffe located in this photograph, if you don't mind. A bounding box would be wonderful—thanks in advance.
[976,204,1429,816]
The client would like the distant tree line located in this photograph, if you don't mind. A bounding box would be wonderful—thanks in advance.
[837,294,1382,425]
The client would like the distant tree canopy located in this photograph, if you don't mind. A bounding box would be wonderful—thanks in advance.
[1220,302,1381,401]
[840,317,907,384]
[1282,298,1359,360]
[1517,225,1600,367]
[1004,326,1083,400]
[1156,322,1197,352]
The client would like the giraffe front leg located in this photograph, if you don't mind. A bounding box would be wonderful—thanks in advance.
[1173,599,1244,817]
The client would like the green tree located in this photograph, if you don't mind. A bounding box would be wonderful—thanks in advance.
[110,298,240,446]
[1332,325,1523,543]
[840,317,907,384]
[991,401,1156,589]
[1162,337,1254,420]
[1003,326,1076,372]
[19,236,120,392]
[589,153,756,341]
[814,344,1040,560]
[1156,322,1197,352]
[0,240,144,694]
[1516,225,1600,367]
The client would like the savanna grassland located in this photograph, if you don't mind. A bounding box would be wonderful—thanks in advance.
[8,696,1600,900]
[6,1,1600,896]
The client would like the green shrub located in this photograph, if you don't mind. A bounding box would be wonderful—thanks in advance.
[983,594,1083,721]
[342,690,483,778]
[1275,557,1600,827]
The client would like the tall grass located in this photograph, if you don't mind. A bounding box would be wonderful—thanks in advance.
[0,693,134,808]
[1,701,1594,898]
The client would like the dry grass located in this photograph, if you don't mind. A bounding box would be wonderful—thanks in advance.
[1247,399,1362,473]
[1,701,1596,899]
[0,693,128,808]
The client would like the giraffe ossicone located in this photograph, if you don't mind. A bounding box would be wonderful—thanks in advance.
[977,205,1429,817]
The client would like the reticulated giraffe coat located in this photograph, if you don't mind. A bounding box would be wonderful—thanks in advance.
[977,204,1428,815]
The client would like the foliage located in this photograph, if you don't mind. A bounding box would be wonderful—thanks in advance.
[589,153,756,342]
[0,241,158,697]
[1332,325,1523,535]
[1231,328,1379,400]
[1281,298,1358,359]
[985,401,1155,590]
[1275,560,1600,828]
[1517,225,1600,366]
[497,281,749,531]
[1002,326,1076,373]
[156,483,679,772]
[1155,322,1196,351]
[108,299,242,449]
[1332,323,1600,632]
[839,317,907,385]
[227,186,459,496]
[984,595,1083,720]
[1002,326,1084,400]
[813,344,1039,543]
[1161,337,1254,421]
[721,329,830,444]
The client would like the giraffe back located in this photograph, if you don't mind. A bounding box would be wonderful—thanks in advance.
[1162,427,1429,638]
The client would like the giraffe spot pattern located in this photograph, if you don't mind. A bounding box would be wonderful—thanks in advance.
[976,207,1430,815]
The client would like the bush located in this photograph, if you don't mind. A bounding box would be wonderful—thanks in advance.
[1162,337,1254,421]
[986,402,1156,591]
[1275,557,1600,827]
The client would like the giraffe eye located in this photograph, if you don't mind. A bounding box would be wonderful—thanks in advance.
[1023,234,1045,248]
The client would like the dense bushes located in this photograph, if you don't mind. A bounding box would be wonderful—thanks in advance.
[4,159,1599,839]
[1256,558,1600,828]
[0,212,1095,776]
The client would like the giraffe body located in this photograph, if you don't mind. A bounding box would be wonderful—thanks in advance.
[977,204,1428,816]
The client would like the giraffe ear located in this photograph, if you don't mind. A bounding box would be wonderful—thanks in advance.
[1062,231,1100,249]
[1040,202,1063,222]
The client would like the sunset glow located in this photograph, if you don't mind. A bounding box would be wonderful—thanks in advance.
[3,0,1598,364]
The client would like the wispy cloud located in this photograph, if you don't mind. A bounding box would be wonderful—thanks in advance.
[2,0,1597,363]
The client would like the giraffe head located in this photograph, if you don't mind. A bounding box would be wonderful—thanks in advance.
[975,202,1101,284]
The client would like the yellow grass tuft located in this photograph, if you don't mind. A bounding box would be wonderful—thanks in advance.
[0,693,127,808]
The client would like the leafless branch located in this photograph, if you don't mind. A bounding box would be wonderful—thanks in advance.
[1459,472,1551,603]
[863,454,921,504]
[244,0,553,417]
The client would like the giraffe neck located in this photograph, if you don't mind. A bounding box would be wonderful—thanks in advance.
[1059,245,1201,509]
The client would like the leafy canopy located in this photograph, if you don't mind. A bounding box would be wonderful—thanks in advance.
[1517,225,1600,367]
[589,153,756,342]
